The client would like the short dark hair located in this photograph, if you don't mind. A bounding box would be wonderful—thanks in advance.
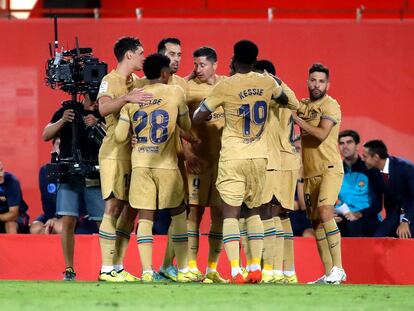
[114,36,141,62]
[193,46,217,63]
[363,140,389,159]
[309,63,330,80]
[157,38,181,54]
[143,53,171,80]
[339,129,360,144]
[233,40,258,65]
[254,59,276,76]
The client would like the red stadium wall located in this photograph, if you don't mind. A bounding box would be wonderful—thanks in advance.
[1,235,413,284]
[0,19,413,220]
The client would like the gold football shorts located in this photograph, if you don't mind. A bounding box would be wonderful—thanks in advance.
[304,171,344,220]
[99,158,131,201]
[216,158,267,209]
[129,167,185,210]
[187,164,220,207]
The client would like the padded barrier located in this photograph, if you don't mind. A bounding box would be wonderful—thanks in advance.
[0,235,413,284]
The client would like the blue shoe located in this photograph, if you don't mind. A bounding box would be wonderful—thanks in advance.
[159,266,178,281]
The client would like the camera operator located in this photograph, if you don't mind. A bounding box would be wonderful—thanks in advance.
[42,92,105,281]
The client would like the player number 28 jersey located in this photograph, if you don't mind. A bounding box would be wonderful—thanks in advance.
[116,83,190,169]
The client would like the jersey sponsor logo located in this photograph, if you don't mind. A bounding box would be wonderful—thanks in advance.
[137,146,160,153]
[207,111,225,121]
[99,81,108,93]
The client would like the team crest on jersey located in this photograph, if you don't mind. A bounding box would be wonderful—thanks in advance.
[358,181,365,188]
[0,196,6,202]
[99,81,109,93]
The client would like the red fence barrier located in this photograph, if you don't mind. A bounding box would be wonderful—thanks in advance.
[0,235,413,284]
[0,19,413,220]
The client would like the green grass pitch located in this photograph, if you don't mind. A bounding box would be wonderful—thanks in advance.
[1,281,414,311]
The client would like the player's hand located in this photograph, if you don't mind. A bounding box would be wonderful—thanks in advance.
[188,136,202,153]
[131,134,138,147]
[126,88,153,104]
[83,114,98,126]
[334,213,343,223]
[184,69,197,81]
[186,156,203,174]
[347,212,362,221]
[396,222,411,239]
[291,111,302,124]
[61,109,75,123]
[44,218,56,234]
[184,149,205,174]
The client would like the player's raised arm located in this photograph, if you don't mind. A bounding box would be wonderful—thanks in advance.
[269,75,290,107]
[98,88,153,117]
[114,105,131,143]
[279,82,299,111]
[193,80,225,124]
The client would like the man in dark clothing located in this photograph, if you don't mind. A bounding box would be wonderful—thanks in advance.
[0,161,29,233]
[362,140,414,238]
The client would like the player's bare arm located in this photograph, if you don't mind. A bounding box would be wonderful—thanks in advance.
[98,88,153,117]
[292,111,335,142]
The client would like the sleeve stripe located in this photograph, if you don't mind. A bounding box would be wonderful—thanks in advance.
[321,115,338,124]
[119,116,129,122]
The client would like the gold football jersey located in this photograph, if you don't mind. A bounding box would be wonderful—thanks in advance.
[263,102,281,170]
[97,70,140,160]
[139,74,187,157]
[186,75,226,166]
[203,72,284,161]
[278,82,301,171]
[115,83,190,169]
[298,94,343,178]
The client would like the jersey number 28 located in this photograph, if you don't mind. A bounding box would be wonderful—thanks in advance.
[133,109,170,144]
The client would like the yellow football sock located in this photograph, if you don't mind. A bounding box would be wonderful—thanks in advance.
[281,218,295,273]
[239,218,250,266]
[323,219,342,268]
[207,221,223,270]
[315,225,333,274]
[223,218,241,269]
[171,211,188,270]
[246,215,264,270]
[262,218,276,271]
[272,217,284,272]
[187,219,199,268]
[137,219,153,272]
[114,216,134,267]
[98,214,117,267]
